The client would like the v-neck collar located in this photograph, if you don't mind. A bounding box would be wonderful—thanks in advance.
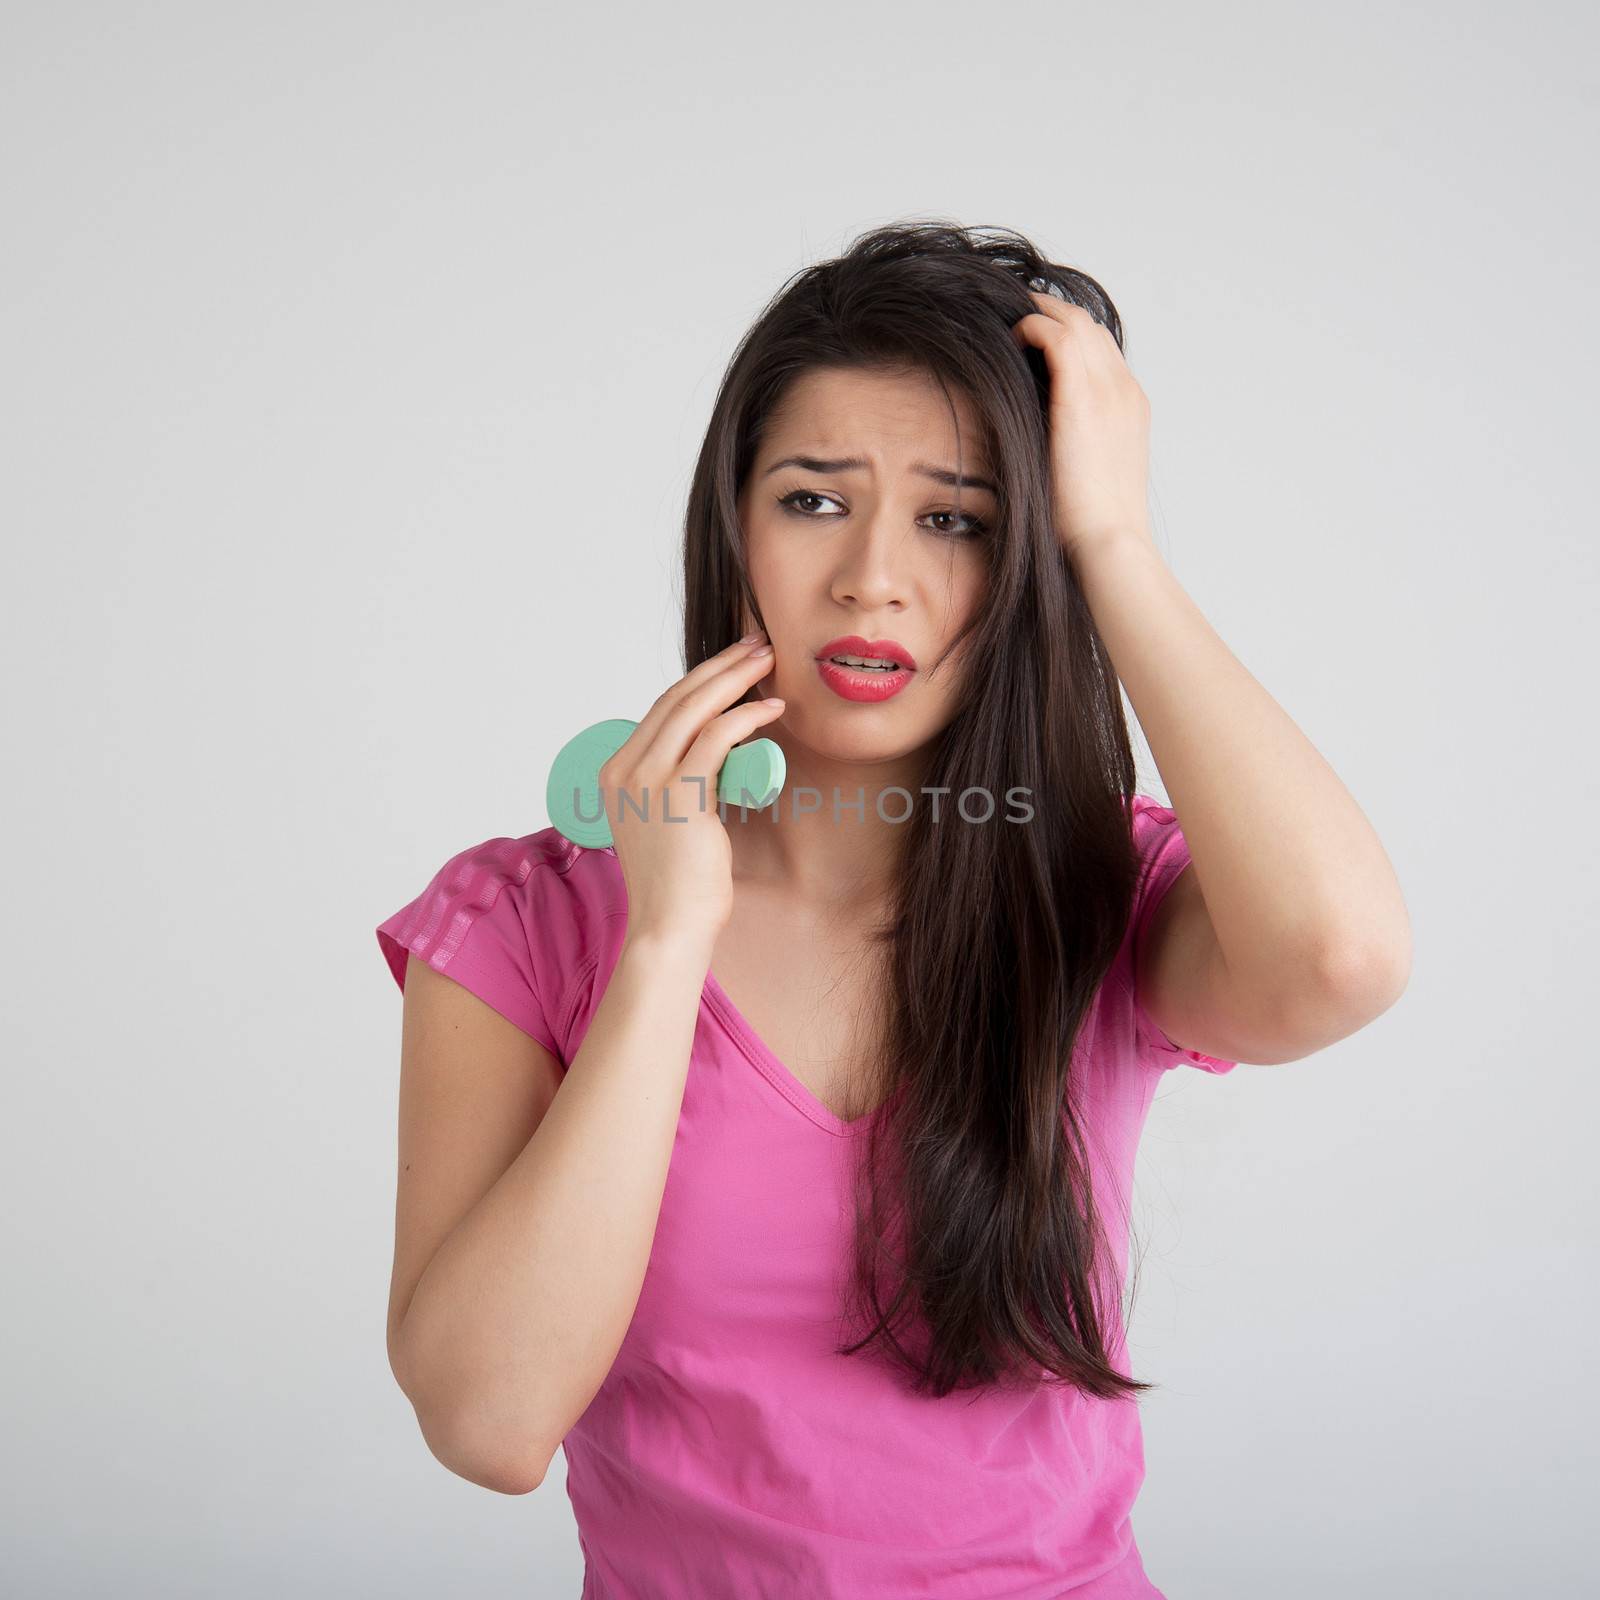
[700,967,892,1139]
[589,840,893,1139]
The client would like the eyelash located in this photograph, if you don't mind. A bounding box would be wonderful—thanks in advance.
[776,488,988,540]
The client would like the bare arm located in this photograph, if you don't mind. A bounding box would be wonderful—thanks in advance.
[1083,540,1413,1060]
[386,630,781,1492]
[388,929,713,1494]
[1009,295,1411,1063]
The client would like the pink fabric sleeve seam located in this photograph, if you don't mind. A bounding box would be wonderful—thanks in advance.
[1125,836,1238,1073]
[552,952,601,1060]
[416,941,562,1058]
[380,852,582,1062]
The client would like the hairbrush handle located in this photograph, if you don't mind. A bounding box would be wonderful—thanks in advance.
[546,718,786,849]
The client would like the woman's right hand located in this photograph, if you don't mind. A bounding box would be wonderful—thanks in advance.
[602,632,784,951]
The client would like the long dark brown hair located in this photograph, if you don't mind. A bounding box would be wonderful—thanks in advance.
[682,220,1154,1402]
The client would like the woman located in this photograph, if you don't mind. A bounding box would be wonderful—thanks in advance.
[375,220,1411,1596]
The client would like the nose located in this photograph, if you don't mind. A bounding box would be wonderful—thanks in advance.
[829,513,911,614]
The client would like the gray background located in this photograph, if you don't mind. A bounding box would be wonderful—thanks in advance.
[3,2,1594,1595]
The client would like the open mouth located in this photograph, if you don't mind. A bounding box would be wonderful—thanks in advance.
[814,641,917,702]
[814,636,918,673]
[825,654,908,672]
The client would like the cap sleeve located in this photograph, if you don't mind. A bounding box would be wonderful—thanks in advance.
[376,836,565,1061]
[1128,795,1238,1074]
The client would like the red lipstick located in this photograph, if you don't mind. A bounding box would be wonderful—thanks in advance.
[814,635,917,703]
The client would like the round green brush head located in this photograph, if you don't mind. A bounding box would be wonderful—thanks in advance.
[546,718,786,849]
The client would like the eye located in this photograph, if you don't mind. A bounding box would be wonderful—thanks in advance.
[777,489,988,540]
[777,489,845,518]
[924,509,988,540]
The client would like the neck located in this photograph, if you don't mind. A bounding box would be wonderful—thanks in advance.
[722,727,930,913]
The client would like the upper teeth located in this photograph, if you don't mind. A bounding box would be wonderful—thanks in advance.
[830,654,902,670]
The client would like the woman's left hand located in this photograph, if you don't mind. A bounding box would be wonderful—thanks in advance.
[1010,290,1156,562]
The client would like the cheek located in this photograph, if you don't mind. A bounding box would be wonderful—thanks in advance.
[937,562,990,640]
[742,507,778,577]
[928,578,989,694]
[744,534,811,623]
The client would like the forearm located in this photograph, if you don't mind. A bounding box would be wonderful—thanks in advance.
[1076,535,1411,1008]
[396,930,713,1489]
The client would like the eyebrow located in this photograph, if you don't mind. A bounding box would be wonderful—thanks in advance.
[761,454,999,496]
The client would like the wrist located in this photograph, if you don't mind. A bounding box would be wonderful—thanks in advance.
[1063,525,1158,570]
[619,923,720,973]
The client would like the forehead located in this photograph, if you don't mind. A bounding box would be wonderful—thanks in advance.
[762,365,993,468]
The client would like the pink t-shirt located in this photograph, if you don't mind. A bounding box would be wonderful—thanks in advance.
[376,794,1234,1598]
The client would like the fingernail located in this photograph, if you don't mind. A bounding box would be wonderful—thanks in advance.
[739,629,763,643]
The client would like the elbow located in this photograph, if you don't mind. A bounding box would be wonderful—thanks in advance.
[390,1333,553,1496]
[453,1447,549,1498]
[415,1401,553,1496]
[1314,930,1412,1020]
[1258,934,1411,1057]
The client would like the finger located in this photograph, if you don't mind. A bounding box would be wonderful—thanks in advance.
[1021,306,1111,390]
[621,635,768,756]
[1011,308,1070,352]
[1020,293,1117,348]
[681,697,786,795]
[628,645,776,777]
[1026,290,1101,326]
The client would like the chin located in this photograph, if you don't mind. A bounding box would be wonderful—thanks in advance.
[796,704,929,756]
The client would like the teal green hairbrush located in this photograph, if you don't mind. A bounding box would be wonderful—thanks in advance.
[546,718,786,849]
